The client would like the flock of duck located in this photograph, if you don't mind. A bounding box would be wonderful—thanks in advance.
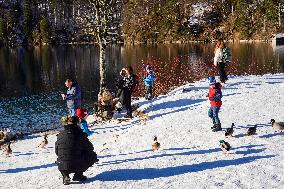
[0,116,283,158]
[219,119,283,153]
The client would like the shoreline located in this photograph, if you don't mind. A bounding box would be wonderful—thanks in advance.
[0,39,276,48]
[1,73,283,143]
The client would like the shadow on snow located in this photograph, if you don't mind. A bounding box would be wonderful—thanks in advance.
[0,163,56,174]
[90,155,274,182]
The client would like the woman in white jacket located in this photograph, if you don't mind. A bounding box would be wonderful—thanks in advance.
[213,40,228,83]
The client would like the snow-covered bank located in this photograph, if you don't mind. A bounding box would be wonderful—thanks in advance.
[1,74,284,189]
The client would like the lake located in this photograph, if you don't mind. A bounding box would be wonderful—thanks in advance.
[0,42,283,134]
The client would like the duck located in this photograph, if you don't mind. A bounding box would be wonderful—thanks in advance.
[219,140,231,153]
[225,123,234,137]
[37,134,48,148]
[152,136,160,152]
[4,142,12,156]
[247,125,257,136]
[270,119,284,132]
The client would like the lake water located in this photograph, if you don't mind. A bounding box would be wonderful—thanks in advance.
[0,42,283,133]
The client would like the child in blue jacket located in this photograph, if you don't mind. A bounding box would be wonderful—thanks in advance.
[76,108,93,136]
[143,65,155,100]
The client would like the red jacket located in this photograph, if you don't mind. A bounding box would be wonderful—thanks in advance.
[208,83,222,107]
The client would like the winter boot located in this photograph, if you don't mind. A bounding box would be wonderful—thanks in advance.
[95,158,99,163]
[63,176,71,185]
[212,123,222,132]
[211,124,217,129]
[73,173,87,182]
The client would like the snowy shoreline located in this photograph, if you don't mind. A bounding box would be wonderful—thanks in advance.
[0,73,284,189]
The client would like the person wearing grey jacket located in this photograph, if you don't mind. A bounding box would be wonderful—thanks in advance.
[61,79,82,116]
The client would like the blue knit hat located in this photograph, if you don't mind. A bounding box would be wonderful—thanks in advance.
[146,65,152,71]
[208,76,216,85]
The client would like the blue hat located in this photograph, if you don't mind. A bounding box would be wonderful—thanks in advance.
[146,65,152,71]
[208,76,216,85]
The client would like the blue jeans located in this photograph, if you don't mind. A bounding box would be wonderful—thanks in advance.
[208,107,221,124]
[69,108,76,116]
[145,85,153,100]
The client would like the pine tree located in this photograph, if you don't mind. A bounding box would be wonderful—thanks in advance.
[0,17,8,46]
[23,0,33,45]
[40,18,50,44]
[7,1,23,47]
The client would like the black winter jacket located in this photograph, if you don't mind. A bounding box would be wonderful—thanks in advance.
[55,124,97,172]
[116,74,135,105]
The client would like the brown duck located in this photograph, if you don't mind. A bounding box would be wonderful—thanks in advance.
[152,136,160,152]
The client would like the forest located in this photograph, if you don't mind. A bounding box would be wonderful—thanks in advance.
[0,0,283,47]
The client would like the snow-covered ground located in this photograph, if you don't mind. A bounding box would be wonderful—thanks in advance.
[1,74,284,189]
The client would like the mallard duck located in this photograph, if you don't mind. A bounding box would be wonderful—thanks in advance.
[225,123,234,137]
[37,134,48,148]
[152,136,160,152]
[247,125,257,136]
[270,119,284,132]
[219,140,231,153]
[4,142,12,156]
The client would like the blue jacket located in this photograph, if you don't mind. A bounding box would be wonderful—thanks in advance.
[144,72,155,87]
[80,119,93,136]
[66,82,81,109]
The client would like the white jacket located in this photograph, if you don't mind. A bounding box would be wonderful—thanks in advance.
[213,48,223,66]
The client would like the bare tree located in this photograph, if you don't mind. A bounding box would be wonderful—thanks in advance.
[77,0,123,92]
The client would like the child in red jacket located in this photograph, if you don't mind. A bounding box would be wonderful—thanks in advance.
[207,76,223,132]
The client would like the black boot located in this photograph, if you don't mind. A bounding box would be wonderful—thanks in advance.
[73,173,87,182]
[211,124,217,129]
[63,175,70,185]
[212,123,222,132]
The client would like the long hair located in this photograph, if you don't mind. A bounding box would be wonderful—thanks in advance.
[215,40,225,53]
[126,66,134,74]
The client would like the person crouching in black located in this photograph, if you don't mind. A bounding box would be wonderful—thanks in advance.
[55,116,98,185]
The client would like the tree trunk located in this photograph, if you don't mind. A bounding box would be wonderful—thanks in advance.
[99,42,107,93]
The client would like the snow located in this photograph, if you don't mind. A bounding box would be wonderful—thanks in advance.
[1,74,284,189]
[273,33,284,39]
[188,3,209,25]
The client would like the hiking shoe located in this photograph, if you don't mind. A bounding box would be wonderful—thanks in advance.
[211,124,217,129]
[63,176,71,185]
[73,174,87,182]
[124,114,133,119]
[212,124,222,132]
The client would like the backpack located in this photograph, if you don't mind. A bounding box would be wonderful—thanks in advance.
[131,74,139,92]
[214,84,223,101]
[222,47,232,63]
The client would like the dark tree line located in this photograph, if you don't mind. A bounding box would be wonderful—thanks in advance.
[0,0,283,47]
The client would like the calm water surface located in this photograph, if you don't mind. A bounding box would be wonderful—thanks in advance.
[0,43,283,133]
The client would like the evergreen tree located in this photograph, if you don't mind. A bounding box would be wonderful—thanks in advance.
[7,1,23,47]
[23,0,33,45]
[40,18,50,44]
[0,17,8,45]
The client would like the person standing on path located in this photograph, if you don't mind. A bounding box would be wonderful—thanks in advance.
[143,65,155,100]
[207,76,223,132]
[116,66,137,118]
[213,40,228,83]
[61,79,82,116]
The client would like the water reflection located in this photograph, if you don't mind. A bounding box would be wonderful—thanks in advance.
[0,43,283,99]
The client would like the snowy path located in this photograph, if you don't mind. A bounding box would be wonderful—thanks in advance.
[1,74,284,189]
